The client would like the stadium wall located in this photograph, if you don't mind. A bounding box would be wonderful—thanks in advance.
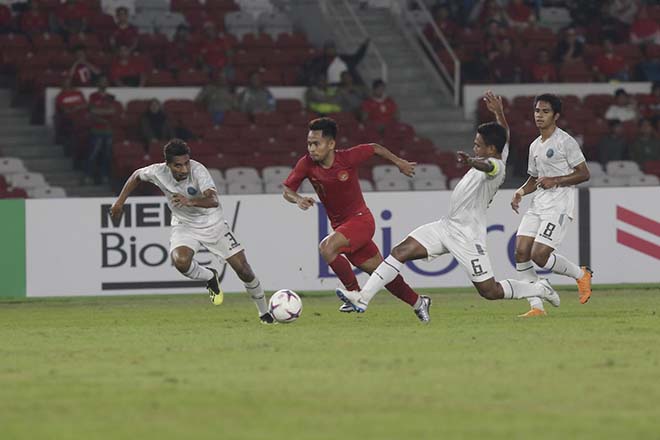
[0,188,657,298]
[44,87,307,128]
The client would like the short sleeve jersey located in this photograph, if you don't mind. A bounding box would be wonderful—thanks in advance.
[283,144,374,228]
[527,127,585,218]
[137,160,223,229]
[445,152,506,242]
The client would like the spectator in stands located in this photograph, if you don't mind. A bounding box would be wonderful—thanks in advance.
[305,75,342,115]
[633,44,660,82]
[0,4,11,34]
[336,71,368,116]
[19,2,49,35]
[470,0,509,26]
[110,45,146,87]
[506,0,535,29]
[556,27,584,64]
[593,39,629,81]
[85,76,117,184]
[54,77,87,150]
[630,5,660,45]
[53,0,90,42]
[198,21,234,77]
[68,45,101,87]
[139,99,174,147]
[605,89,639,122]
[629,118,660,164]
[489,38,522,83]
[426,6,459,46]
[529,48,558,83]
[237,71,275,115]
[195,71,237,125]
[647,81,660,120]
[598,120,628,163]
[166,25,198,75]
[361,79,398,132]
[303,39,370,86]
[109,7,138,53]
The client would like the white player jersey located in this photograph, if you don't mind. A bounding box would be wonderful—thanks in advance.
[444,150,507,242]
[137,160,223,230]
[527,127,585,218]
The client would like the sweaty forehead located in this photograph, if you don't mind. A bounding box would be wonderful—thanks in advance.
[307,130,325,142]
[535,101,552,110]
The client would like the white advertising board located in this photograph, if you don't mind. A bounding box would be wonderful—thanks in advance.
[25,190,580,297]
[589,187,660,283]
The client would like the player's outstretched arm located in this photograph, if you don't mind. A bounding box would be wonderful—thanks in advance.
[511,176,539,214]
[456,151,496,174]
[371,143,416,177]
[110,170,142,220]
[171,189,219,208]
[283,186,315,211]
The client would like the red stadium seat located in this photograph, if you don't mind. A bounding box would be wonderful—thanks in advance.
[583,94,614,118]
[126,99,151,116]
[0,188,28,199]
[68,33,102,51]
[32,32,65,51]
[275,32,309,49]
[642,160,660,178]
[171,0,205,13]
[276,124,306,143]
[180,112,213,137]
[559,61,594,82]
[204,125,241,143]
[234,50,264,67]
[146,70,177,86]
[276,99,302,114]
[163,99,196,116]
[176,69,210,86]
[188,140,217,156]
[222,111,250,126]
[253,112,287,126]
[240,124,270,143]
[287,110,318,126]
[238,33,274,50]
[259,68,283,85]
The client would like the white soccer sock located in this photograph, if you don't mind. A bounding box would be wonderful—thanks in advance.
[245,277,269,315]
[543,253,582,280]
[183,260,214,281]
[360,255,403,303]
[516,261,544,310]
[501,279,545,300]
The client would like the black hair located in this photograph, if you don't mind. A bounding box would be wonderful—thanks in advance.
[534,93,562,115]
[638,117,653,127]
[372,79,385,89]
[164,138,190,163]
[116,6,128,14]
[309,117,337,140]
[609,119,622,128]
[614,88,628,97]
[477,122,507,153]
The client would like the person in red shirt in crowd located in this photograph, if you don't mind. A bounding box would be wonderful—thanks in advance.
[630,5,660,45]
[361,79,398,132]
[110,45,146,87]
[197,21,234,75]
[424,6,459,49]
[20,2,49,35]
[68,45,102,87]
[109,6,138,52]
[471,0,509,26]
[165,25,199,74]
[85,75,117,184]
[282,117,432,322]
[54,76,87,151]
[593,39,629,81]
[530,48,558,83]
[506,0,535,29]
[54,0,91,41]
[489,38,522,83]
[0,4,14,34]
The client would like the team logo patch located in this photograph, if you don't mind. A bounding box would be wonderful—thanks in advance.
[546,148,555,158]
[338,170,349,182]
[187,187,198,195]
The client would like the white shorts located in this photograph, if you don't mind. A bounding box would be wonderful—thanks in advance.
[517,212,571,249]
[408,220,494,283]
[170,220,244,261]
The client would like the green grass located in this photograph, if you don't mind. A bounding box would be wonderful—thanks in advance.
[1,287,660,440]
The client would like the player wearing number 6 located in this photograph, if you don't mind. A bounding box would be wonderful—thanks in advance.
[511,94,593,318]
[110,139,274,324]
[337,92,561,313]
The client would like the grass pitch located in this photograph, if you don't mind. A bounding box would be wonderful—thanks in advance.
[1,286,659,440]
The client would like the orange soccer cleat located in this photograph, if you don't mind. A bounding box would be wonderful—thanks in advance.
[577,266,593,304]
[518,308,547,318]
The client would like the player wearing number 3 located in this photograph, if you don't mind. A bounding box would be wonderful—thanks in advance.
[512,94,593,318]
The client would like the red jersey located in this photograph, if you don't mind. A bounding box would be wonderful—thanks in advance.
[361,97,398,126]
[71,62,96,86]
[110,58,145,83]
[56,90,86,113]
[20,11,48,33]
[112,24,138,48]
[89,91,116,132]
[283,144,375,228]
[594,54,627,77]
[0,5,12,28]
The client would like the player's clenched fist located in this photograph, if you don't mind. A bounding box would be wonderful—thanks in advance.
[171,193,191,208]
[296,196,315,210]
[510,190,523,214]
[109,202,124,220]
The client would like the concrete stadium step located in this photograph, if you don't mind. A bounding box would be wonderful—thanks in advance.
[0,107,29,118]
[23,157,74,173]
[0,144,65,158]
[2,124,51,137]
[65,184,114,197]
[3,133,53,147]
[43,171,86,187]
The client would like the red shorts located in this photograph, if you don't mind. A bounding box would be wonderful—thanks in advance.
[334,212,380,266]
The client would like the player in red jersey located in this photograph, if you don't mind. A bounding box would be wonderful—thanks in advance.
[283,117,432,322]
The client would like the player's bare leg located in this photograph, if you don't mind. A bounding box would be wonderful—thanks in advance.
[474,277,560,307]
[226,250,272,323]
[531,242,593,304]
[319,231,361,292]
[171,246,221,304]
[514,235,545,316]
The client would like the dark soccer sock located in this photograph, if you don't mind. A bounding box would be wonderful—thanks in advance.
[385,275,419,307]
[329,255,360,291]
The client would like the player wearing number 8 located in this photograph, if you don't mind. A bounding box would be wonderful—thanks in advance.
[511,94,593,317]
[110,139,275,324]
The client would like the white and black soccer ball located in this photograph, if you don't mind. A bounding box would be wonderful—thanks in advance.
[268,289,302,323]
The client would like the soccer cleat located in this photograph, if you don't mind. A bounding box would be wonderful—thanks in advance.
[207,268,223,305]
[339,302,355,313]
[335,288,367,313]
[538,279,560,307]
[577,266,593,304]
[414,295,432,323]
[518,307,547,318]
[259,312,275,324]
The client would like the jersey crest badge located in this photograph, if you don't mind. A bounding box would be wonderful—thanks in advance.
[187,187,198,195]
[546,148,555,158]
[338,170,349,182]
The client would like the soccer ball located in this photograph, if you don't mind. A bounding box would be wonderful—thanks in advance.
[268,289,302,323]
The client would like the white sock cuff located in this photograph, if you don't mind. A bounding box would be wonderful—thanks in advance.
[501,280,514,299]
[244,277,260,290]
[384,255,403,272]
[184,260,199,276]
[541,254,557,271]
[516,261,534,271]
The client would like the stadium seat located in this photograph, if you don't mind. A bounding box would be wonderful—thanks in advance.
[258,11,293,38]
[207,168,226,185]
[642,160,660,178]
[359,179,374,192]
[448,177,461,189]
[606,160,643,177]
[590,176,627,187]
[627,174,660,186]
[299,179,314,193]
[27,186,67,198]
[414,163,444,180]
[276,99,303,114]
[224,11,258,38]
[412,178,446,191]
[227,181,263,194]
[0,157,27,174]
[264,181,286,194]
[225,166,261,184]
[262,165,292,183]
[372,164,404,181]
[0,188,28,199]
[146,70,177,86]
[586,161,605,177]
[7,172,48,189]
[375,179,411,191]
